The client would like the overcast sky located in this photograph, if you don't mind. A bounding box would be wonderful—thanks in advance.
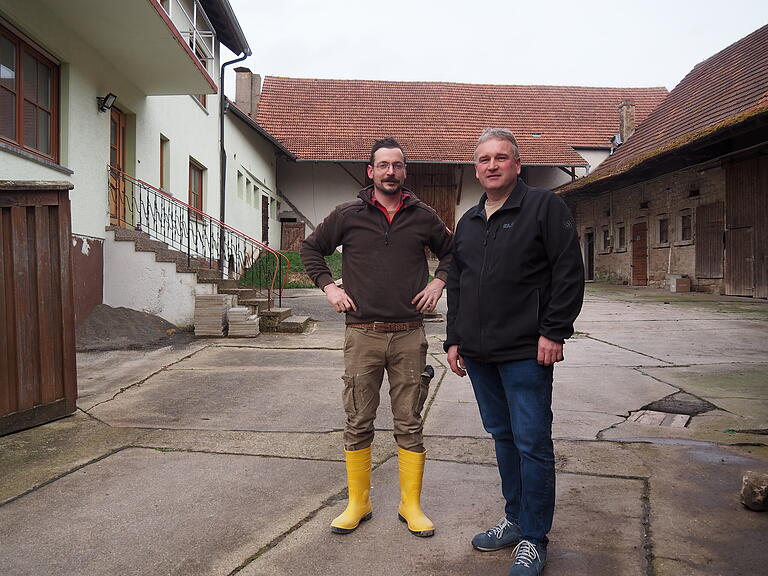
[222,0,767,96]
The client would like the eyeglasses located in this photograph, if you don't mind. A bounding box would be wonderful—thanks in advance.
[373,162,406,172]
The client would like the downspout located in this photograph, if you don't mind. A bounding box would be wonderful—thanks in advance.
[218,50,251,274]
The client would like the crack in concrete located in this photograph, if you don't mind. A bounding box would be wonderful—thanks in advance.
[84,344,213,412]
[584,335,674,365]
[226,453,397,575]
[0,446,132,508]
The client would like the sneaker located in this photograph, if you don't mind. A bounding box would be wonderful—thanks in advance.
[471,517,521,551]
[508,540,546,576]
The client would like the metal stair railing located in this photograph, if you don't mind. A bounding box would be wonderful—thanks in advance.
[108,165,289,308]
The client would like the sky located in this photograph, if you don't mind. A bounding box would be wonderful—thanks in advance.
[222,0,767,97]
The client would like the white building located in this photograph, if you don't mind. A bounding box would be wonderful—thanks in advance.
[0,0,287,326]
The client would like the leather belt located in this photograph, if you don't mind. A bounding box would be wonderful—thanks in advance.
[348,320,423,332]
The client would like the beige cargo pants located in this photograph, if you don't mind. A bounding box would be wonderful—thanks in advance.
[342,326,432,452]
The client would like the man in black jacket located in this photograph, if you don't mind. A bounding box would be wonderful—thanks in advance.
[445,129,584,576]
[301,138,453,539]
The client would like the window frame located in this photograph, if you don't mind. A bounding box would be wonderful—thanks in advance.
[0,22,60,162]
[657,214,670,246]
[615,223,627,252]
[188,158,204,212]
[679,209,693,244]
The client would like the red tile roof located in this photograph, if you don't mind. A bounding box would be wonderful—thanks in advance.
[560,24,768,193]
[255,78,668,164]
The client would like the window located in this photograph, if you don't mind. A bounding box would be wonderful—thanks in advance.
[160,135,169,190]
[680,212,692,241]
[658,216,669,245]
[616,224,626,250]
[189,159,204,211]
[0,24,59,161]
[601,227,611,251]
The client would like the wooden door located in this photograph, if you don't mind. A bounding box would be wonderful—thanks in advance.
[631,222,648,286]
[281,222,305,252]
[261,196,269,244]
[405,164,457,229]
[725,228,754,296]
[696,202,724,279]
[584,231,594,281]
[108,107,127,225]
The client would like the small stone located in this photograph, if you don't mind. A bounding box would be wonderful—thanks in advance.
[741,470,768,511]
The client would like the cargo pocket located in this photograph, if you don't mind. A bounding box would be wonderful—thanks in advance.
[415,365,434,416]
[342,374,356,416]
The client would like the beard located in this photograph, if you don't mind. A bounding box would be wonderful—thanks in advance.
[374,179,402,195]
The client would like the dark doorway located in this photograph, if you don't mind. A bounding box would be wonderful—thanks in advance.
[584,231,594,281]
[632,222,648,286]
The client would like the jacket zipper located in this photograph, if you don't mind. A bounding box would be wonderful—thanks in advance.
[478,216,492,361]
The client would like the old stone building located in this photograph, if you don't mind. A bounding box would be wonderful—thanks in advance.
[559,24,768,298]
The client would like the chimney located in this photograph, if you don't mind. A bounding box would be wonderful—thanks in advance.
[234,67,262,117]
[618,99,636,142]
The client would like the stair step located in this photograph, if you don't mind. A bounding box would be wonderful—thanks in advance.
[259,307,292,331]
[238,297,272,313]
[218,287,263,300]
[195,268,221,280]
[277,315,311,333]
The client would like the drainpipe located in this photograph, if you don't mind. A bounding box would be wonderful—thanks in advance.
[218,50,251,274]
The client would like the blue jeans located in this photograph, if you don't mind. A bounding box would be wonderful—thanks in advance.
[464,357,555,547]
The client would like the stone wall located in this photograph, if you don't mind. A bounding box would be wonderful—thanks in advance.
[564,162,727,292]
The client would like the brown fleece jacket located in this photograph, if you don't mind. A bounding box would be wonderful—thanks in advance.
[300,186,453,324]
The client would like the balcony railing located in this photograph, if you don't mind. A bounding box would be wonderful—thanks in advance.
[161,0,216,72]
[108,166,289,307]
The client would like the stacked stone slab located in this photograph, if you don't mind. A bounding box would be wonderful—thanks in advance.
[226,306,260,337]
[194,294,233,336]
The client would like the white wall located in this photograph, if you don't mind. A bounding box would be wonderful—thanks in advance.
[224,114,280,246]
[0,1,224,242]
[102,230,213,326]
[277,159,366,228]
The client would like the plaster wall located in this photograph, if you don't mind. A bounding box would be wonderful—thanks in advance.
[225,115,281,247]
[102,230,207,326]
[276,159,366,228]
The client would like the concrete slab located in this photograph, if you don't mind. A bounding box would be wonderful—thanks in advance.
[0,412,146,503]
[643,444,768,576]
[580,319,768,365]
[88,360,350,431]
[76,341,209,410]
[562,336,672,367]
[137,429,396,464]
[0,448,345,576]
[239,458,646,576]
[641,363,768,422]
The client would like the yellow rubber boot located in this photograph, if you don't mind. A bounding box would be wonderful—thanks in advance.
[397,447,435,537]
[331,446,373,534]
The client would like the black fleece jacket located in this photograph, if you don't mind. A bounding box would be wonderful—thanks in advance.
[301,186,453,324]
[445,179,584,363]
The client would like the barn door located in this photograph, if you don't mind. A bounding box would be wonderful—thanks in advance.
[725,228,754,296]
[695,202,724,279]
[631,222,648,286]
[406,164,457,230]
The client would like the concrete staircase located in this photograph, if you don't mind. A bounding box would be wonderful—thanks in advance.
[107,226,311,335]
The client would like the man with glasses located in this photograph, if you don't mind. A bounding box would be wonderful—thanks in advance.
[301,137,453,538]
[445,129,584,575]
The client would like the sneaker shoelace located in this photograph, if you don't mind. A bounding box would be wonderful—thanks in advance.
[487,517,514,539]
[513,540,540,568]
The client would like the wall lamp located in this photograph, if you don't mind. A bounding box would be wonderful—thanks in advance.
[97,92,117,113]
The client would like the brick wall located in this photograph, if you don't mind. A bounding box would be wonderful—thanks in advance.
[565,162,727,292]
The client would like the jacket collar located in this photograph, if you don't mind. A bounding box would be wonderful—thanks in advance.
[470,178,529,219]
[359,185,419,207]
